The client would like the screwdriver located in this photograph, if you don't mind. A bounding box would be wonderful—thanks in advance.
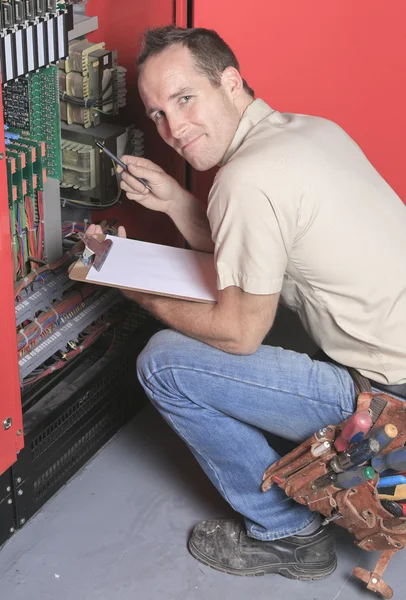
[334,465,375,489]
[378,483,406,501]
[331,437,380,473]
[377,475,406,488]
[330,425,397,473]
[372,446,406,474]
[365,424,398,449]
[313,466,376,490]
[334,411,372,452]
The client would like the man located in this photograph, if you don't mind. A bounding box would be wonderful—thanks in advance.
[87,26,406,580]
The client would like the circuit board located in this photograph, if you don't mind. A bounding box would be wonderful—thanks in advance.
[2,78,30,130]
[29,66,62,180]
[3,66,62,180]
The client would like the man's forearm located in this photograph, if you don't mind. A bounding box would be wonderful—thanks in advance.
[166,190,214,253]
[128,291,242,353]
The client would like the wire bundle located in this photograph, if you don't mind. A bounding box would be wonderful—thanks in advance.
[22,312,122,387]
[59,78,113,109]
[14,237,84,298]
[17,285,96,355]
[61,219,118,239]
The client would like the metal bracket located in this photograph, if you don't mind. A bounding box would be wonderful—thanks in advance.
[78,234,113,271]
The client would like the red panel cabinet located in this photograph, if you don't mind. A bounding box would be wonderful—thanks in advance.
[0,87,24,475]
[192,0,406,204]
[0,0,182,477]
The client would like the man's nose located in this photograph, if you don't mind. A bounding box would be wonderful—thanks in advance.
[166,112,188,140]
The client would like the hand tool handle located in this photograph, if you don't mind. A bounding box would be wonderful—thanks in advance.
[372,447,406,473]
[334,411,372,452]
[334,465,375,489]
[380,500,404,517]
[377,475,406,488]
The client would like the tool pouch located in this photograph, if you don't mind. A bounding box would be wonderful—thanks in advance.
[262,390,406,599]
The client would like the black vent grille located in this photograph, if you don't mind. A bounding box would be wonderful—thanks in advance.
[13,315,157,530]
[33,412,120,501]
[31,355,131,461]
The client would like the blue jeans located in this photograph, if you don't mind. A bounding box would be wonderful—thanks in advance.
[136,329,357,541]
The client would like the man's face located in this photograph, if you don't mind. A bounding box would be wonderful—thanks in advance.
[138,45,242,171]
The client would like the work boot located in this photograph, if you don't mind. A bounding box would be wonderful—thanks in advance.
[188,518,337,580]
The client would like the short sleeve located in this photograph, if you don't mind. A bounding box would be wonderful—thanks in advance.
[207,172,295,294]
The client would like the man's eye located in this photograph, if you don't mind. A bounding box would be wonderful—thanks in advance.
[180,95,192,104]
[155,111,164,120]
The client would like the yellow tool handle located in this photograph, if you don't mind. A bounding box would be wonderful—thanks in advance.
[378,483,406,501]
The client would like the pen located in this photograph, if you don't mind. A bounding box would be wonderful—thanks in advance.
[94,141,152,191]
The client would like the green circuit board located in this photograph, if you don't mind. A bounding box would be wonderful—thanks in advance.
[3,65,62,180]
[29,66,62,180]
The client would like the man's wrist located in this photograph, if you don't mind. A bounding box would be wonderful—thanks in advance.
[165,188,196,219]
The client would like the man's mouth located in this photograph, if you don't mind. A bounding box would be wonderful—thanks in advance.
[181,135,203,152]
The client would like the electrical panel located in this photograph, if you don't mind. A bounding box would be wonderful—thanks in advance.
[0,1,144,397]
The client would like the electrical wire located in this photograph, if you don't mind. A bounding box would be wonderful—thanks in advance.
[91,107,113,116]
[13,238,85,298]
[22,313,123,386]
[17,285,97,355]
[62,219,117,238]
[59,79,114,109]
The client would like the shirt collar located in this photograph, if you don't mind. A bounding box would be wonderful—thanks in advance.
[220,99,280,166]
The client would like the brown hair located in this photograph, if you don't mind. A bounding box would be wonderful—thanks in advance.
[137,26,254,97]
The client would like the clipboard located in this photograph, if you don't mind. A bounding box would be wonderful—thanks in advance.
[69,234,218,304]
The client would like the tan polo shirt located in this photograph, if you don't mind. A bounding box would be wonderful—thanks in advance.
[207,99,406,384]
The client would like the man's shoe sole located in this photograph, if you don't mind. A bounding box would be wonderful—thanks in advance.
[188,537,337,581]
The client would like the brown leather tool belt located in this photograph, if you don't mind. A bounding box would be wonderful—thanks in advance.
[262,377,406,599]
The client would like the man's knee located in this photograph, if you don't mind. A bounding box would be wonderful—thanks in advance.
[136,329,189,384]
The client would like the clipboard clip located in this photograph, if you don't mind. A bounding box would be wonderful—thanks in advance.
[78,233,113,271]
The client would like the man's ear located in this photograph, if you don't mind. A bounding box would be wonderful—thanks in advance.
[221,67,244,99]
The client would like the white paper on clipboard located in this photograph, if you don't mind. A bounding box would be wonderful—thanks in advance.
[85,235,218,303]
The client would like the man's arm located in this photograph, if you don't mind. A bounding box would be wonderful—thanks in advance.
[124,286,280,354]
[166,189,214,253]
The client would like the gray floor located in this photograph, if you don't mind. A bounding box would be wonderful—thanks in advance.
[1,406,405,600]
[1,309,405,599]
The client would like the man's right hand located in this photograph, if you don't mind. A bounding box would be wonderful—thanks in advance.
[117,156,184,214]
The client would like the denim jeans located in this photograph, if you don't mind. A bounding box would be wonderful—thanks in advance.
[136,329,357,541]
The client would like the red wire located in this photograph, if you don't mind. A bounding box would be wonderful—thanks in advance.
[13,238,84,298]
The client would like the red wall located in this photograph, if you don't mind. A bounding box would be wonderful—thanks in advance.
[86,0,185,245]
[193,0,406,204]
